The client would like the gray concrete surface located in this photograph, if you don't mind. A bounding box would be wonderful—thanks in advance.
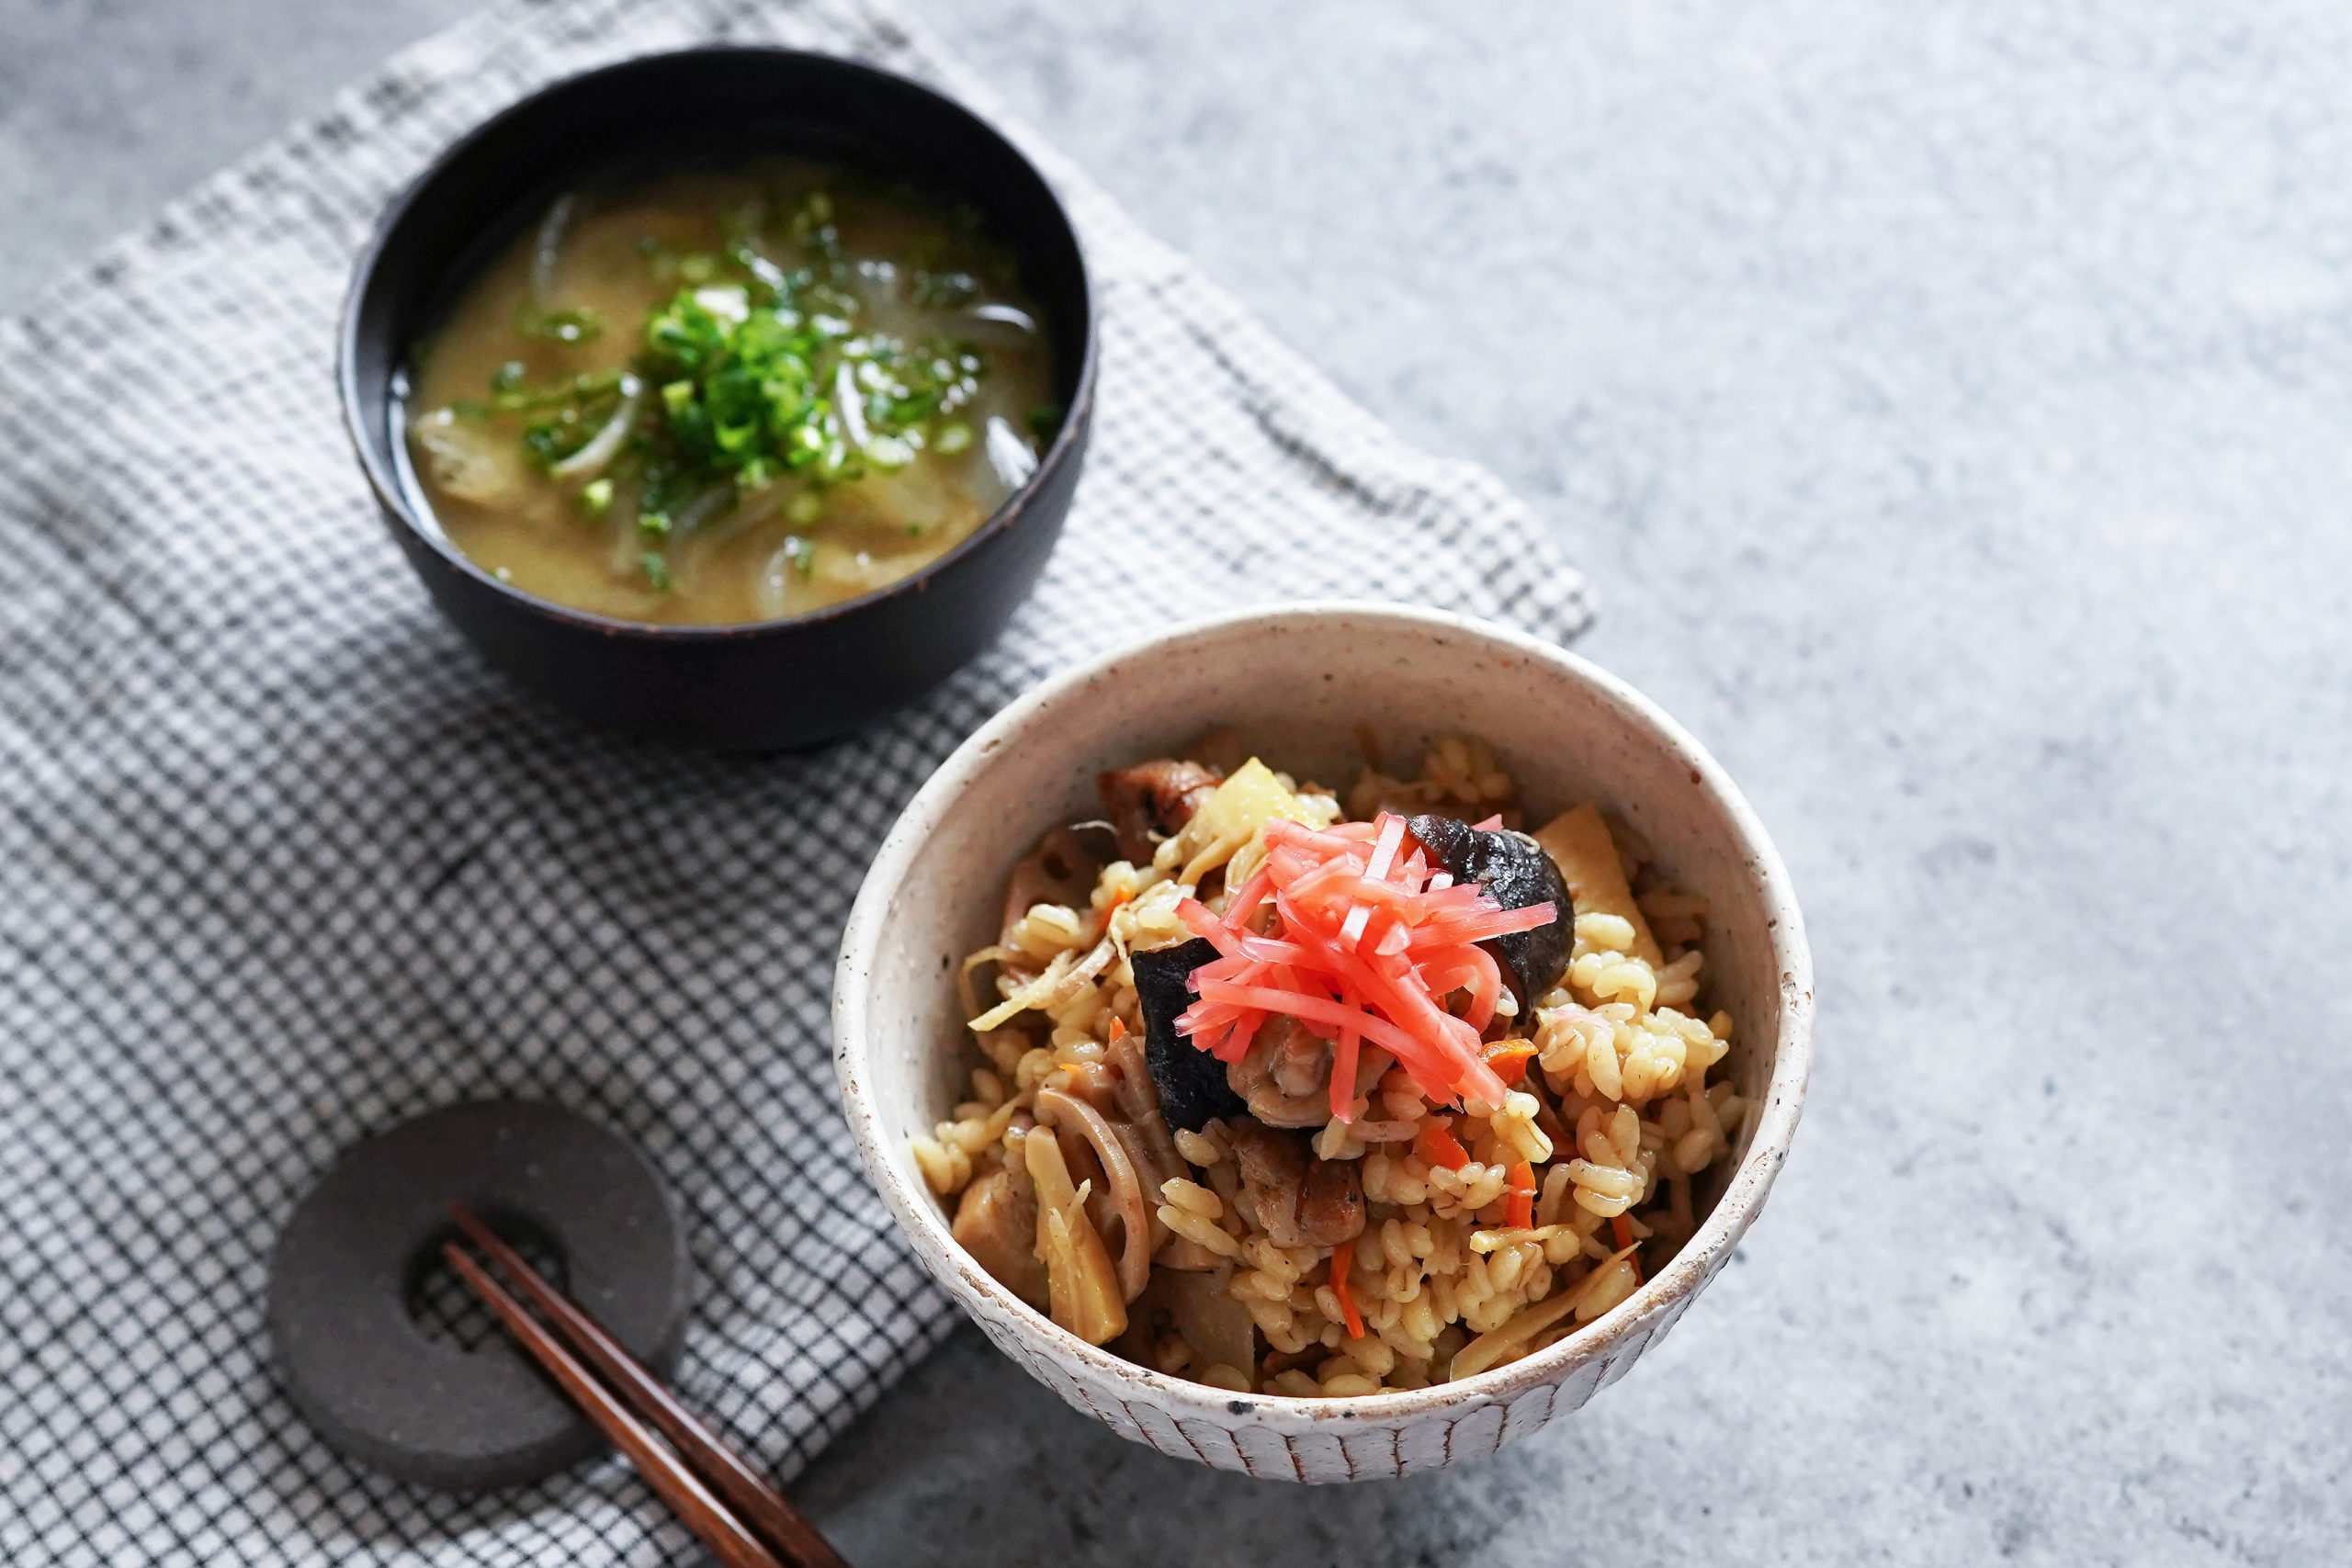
[5,1,2347,1562]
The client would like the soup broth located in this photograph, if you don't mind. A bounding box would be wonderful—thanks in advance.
[403,157,1057,625]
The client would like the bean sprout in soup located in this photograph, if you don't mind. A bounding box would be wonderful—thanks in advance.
[402,157,1057,625]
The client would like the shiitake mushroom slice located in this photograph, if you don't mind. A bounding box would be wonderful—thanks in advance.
[1129,937,1245,1134]
[1406,814,1574,1005]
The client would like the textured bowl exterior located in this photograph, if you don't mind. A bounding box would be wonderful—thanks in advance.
[833,604,1813,1481]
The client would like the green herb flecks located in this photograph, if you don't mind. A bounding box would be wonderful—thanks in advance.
[787,189,841,261]
[508,371,628,469]
[640,551,672,591]
[516,306,604,344]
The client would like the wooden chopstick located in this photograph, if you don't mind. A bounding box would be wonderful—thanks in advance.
[439,1242,789,1568]
[446,1205,850,1568]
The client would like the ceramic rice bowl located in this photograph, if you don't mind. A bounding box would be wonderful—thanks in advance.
[832,602,1812,1481]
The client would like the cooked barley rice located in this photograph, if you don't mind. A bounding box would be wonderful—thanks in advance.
[920,735,1747,1395]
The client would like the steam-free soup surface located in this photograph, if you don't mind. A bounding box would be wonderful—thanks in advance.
[404,158,1057,624]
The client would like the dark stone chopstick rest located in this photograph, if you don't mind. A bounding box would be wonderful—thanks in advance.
[266,1100,691,1492]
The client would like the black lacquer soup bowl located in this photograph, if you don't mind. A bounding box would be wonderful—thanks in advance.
[340,48,1094,750]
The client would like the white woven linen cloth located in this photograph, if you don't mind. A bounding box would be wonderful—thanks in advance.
[0,0,1592,1561]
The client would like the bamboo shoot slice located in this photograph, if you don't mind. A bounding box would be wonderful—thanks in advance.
[1531,804,1663,967]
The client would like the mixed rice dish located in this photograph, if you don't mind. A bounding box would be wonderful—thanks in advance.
[912,732,1749,1397]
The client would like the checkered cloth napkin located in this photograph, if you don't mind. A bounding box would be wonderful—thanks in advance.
[0,0,1591,1561]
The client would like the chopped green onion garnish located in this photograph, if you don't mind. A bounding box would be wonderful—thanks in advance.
[472,182,1012,592]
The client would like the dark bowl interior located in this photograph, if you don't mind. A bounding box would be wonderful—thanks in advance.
[341,47,1095,750]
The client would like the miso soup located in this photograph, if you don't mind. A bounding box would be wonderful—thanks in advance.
[401,158,1058,625]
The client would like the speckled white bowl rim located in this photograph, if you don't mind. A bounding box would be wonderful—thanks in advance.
[833,601,1813,1478]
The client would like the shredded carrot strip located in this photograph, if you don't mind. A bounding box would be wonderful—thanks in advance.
[1416,1120,1472,1171]
[1505,1162,1536,1230]
[1263,819,1371,859]
[1176,898,1246,954]
[1196,980,1421,1052]
[1217,866,1270,926]
[1329,1237,1365,1340]
[1217,1010,1266,1063]
[1483,1039,1538,1086]
[1107,1017,1127,1044]
[1408,903,1558,946]
[1329,1009,1363,1122]
[1363,820,1405,882]
[1611,1214,1634,1252]
[1341,816,1409,948]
